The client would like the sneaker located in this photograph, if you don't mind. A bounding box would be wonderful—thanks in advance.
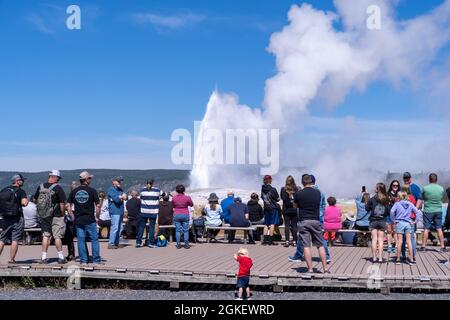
[288,256,304,262]
[248,241,256,245]
[39,259,49,264]
[66,255,75,262]
[92,262,104,267]
[326,259,331,264]
[7,260,16,265]
[247,297,252,300]
[417,246,426,252]
[283,241,290,248]
[291,241,297,247]
[108,245,118,249]
[135,244,142,248]
[408,259,417,266]
[235,298,243,301]
[395,260,401,265]
[440,247,447,253]
[147,244,157,248]
[184,244,191,249]
[58,258,67,265]
[80,262,88,267]
[176,244,182,249]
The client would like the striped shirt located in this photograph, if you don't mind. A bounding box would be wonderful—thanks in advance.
[140,187,161,217]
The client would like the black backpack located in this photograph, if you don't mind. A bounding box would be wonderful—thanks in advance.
[0,187,20,217]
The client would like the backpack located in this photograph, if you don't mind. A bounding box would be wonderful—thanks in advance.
[0,187,20,217]
[157,235,167,247]
[36,184,58,219]
[372,202,386,219]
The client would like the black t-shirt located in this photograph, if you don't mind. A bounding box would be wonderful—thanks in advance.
[34,183,67,217]
[68,185,99,225]
[126,197,141,220]
[294,187,321,221]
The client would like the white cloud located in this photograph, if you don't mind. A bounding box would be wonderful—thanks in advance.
[190,0,450,196]
[132,12,205,30]
[27,13,54,34]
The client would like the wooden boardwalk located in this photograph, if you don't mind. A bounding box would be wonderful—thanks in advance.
[0,241,449,292]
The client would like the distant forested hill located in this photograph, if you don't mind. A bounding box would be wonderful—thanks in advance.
[0,169,190,195]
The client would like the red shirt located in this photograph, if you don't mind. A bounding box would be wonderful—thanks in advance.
[237,255,253,277]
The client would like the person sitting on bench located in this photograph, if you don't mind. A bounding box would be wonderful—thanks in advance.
[228,197,255,244]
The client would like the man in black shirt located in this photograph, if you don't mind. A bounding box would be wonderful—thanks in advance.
[34,170,67,264]
[294,174,328,274]
[67,171,101,266]
[0,174,28,264]
[125,190,141,239]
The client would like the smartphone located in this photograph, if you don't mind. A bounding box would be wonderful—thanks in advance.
[362,186,366,193]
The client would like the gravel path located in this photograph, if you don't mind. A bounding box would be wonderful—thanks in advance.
[1,288,450,300]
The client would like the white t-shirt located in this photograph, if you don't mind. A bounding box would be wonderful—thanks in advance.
[99,199,111,221]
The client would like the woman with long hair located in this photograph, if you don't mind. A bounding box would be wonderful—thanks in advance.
[386,180,400,253]
[366,182,390,263]
[280,176,300,247]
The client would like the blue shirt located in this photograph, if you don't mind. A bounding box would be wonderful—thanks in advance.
[220,196,235,224]
[107,186,125,215]
[410,183,423,202]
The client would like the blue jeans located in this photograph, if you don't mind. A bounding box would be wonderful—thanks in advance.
[323,239,331,260]
[109,214,124,246]
[174,214,190,246]
[402,224,417,258]
[136,216,157,246]
[76,223,100,263]
[292,237,330,260]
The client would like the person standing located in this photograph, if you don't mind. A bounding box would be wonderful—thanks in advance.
[419,173,446,252]
[157,192,174,240]
[172,185,194,249]
[366,183,390,263]
[386,180,400,254]
[137,179,161,248]
[261,175,280,246]
[311,175,331,263]
[34,170,67,264]
[403,172,423,208]
[390,191,422,265]
[280,176,299,247]
[64,181,79,261]
[233,248,253,301]
[125,190,141,240]
[294,174,328,273]
[0,174,28,264]
[107,177,127,249]
[67,171,101,266]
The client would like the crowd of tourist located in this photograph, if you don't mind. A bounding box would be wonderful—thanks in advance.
[0,170,449,271]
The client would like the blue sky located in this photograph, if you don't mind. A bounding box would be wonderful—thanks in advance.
[0,0,449,172]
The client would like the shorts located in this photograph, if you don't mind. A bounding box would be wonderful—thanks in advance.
[395,221,412,234]
[264,210,280,226]
[386,216,392,224]
[0,216,24,242]
[236,276,250,289]
[41,216,66,239]
[423,212,442,230]
[298,220,324,248]
[369,220,387,231]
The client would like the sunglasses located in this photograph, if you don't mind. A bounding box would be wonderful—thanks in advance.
[393,184,399,187]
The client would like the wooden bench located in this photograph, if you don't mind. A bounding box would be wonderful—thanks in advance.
[205,225,256,244]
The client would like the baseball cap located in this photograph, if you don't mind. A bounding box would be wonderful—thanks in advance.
[112,176,124,182]
[403,172,412,180]
[11,173,26,183]
[263,175,272,181]
[79,171,94,180]
[146,178,154,185]
[49,170,62,178]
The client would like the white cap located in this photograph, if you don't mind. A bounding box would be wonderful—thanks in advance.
[79,171,94,180]
[49,170,61,178]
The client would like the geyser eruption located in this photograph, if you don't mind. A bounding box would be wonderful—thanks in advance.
[190,0,450,197]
